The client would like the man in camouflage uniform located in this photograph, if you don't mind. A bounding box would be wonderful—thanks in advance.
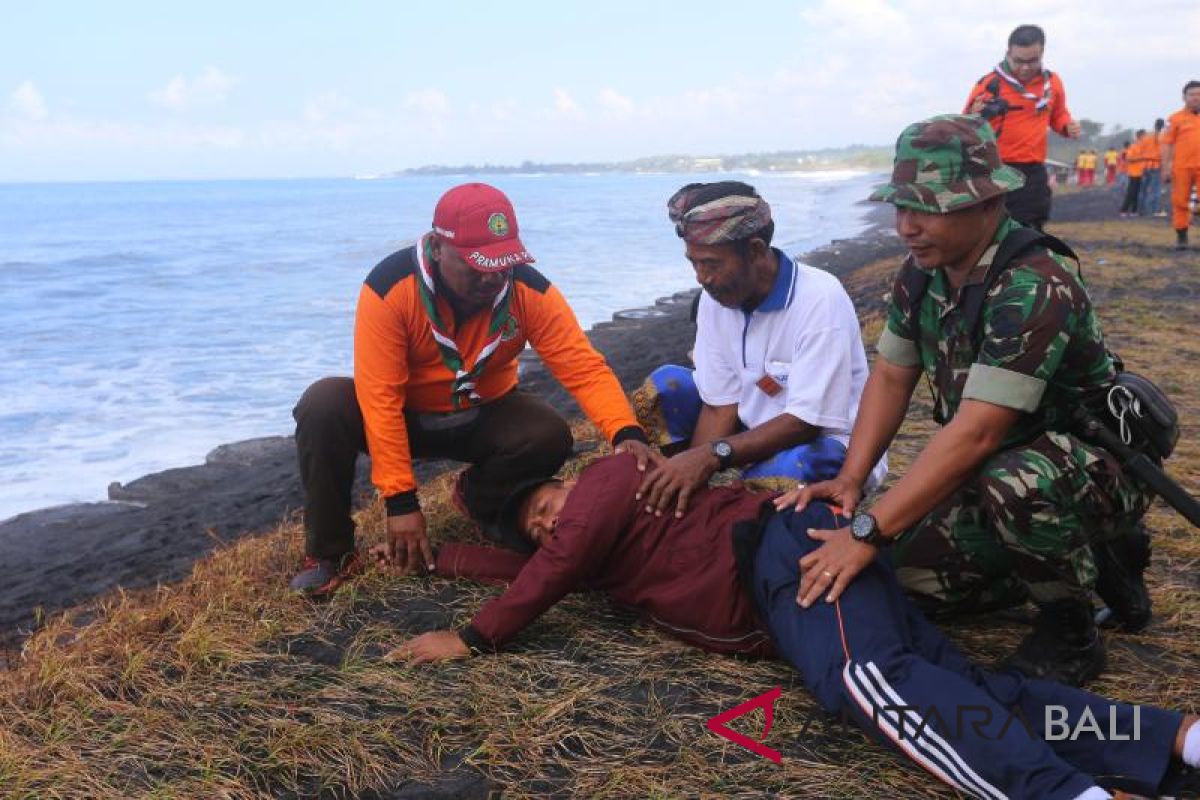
[780,114,1149,686]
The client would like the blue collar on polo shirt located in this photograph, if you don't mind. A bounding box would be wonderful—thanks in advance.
[749,248,797,314]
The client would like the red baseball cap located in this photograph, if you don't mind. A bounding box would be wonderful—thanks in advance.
[432,182,535,272]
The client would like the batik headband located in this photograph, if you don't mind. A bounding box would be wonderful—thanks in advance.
[667,187,772,245]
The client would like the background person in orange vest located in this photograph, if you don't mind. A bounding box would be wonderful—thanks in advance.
[1083,149,1098,185]
[1120,130,1149,216]
[1103,148,1119,184]
[965,24,1081,230]
[1075,150,1087,185]
[1164,80,1200,250]
[1139,119,1166,216]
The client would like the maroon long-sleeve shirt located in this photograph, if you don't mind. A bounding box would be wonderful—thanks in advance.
[433,453,775,657]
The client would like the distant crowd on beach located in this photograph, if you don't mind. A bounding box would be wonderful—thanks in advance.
[1067,81,1200,243]
[1071,122,1197,220]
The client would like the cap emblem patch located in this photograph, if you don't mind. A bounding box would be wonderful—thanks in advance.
[487,212,510,237]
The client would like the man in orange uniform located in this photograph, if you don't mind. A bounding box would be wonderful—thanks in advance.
[1138,119,1165,216]
[1164,80,1200,250]
[289,182,657,596]
[1119,131,1148,216]
[965,24,1081,230]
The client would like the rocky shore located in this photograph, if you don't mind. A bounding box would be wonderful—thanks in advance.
[0,206,904,645]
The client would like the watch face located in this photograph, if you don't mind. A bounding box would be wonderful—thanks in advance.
[852,514,874,540]
[714,441,733,458]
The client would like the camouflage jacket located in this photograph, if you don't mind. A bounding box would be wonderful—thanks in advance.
[877,216,1116,447]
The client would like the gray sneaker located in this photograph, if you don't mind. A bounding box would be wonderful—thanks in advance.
[289,551,363,599]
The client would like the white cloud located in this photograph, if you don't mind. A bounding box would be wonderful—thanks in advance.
[9,81,47,121]
[402,88,449,115]
[302,92,351,123]
[6,0,1200,180]
[598,88,634,117]
[800,0,910,41]
[553,88,582,117]
[149,66,236,112]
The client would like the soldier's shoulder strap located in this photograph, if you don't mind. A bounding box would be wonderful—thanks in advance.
[901,225,1079,350]
[962,227,1078,345]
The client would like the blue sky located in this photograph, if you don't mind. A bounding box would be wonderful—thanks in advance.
[3,0,1198,181]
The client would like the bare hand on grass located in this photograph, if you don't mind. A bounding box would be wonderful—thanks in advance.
[386,511,434,574]
[384,631,469,664]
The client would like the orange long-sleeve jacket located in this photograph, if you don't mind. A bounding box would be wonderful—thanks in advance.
[354,242,642,509]
[1142,132,1162,170]
[1125,139,1149,178]
[1164,107,1200,170]
[965,69,1073,163]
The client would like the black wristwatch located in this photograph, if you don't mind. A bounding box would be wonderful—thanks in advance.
[710,439,735,470]
[850,512,889,547]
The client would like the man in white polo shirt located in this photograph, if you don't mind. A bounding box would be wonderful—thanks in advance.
[635,181,886,517]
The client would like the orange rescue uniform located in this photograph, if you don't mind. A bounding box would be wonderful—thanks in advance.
[1125,139,1148,179]
[965,70,1073,163]
[1143,132,1162,170]
[354,242,639,501]
[1164,107,1200,231]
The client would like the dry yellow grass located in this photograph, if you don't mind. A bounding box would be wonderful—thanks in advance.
[2,218,1198,798]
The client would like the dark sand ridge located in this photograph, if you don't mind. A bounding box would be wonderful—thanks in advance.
[0,204,902,648]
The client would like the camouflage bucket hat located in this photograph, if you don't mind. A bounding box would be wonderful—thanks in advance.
[868,114,1026,213]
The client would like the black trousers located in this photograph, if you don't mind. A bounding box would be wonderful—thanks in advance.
[1004,162,1052,230]
[293,377,573,559]
[1120,176,1143,214]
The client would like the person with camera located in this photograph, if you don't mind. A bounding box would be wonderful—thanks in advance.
[780,115,1150,688]
[965,24,1081,230]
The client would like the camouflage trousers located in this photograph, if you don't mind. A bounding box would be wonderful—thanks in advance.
[890,430,1150,613]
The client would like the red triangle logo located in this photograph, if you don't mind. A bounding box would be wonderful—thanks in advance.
[705,686,783,763]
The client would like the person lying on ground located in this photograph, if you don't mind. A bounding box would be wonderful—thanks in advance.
[382,453,1200,800]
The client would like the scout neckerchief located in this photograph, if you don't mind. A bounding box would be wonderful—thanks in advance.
[993,61,1052,112]
[415,234,512,409]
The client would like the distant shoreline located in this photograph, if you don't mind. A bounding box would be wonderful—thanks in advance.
[375,147,892,179]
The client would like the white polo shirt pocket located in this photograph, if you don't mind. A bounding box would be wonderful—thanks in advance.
[765,359,791,385]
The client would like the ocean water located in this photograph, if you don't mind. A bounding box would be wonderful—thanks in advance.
[0,171,884,520]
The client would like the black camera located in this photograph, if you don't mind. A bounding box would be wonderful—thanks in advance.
[979,96,1010,120]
